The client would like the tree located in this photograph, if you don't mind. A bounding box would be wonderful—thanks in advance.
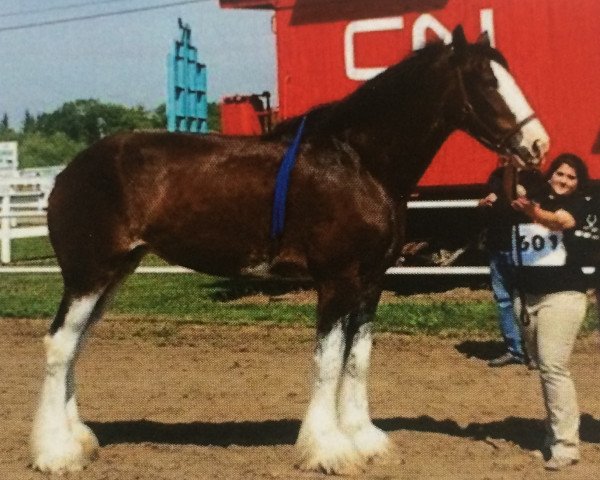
[1,113,9,131]
[207,102,220,132]
[18,132,86,168]
[35,99,169,144]
[0,114,17,142]
[154,104,167,127]
[7,99,222,168]
[23,110,36,133]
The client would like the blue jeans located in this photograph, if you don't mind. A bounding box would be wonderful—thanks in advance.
[489,250,524,358]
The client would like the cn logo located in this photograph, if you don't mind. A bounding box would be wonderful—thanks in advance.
[344,9,495,81]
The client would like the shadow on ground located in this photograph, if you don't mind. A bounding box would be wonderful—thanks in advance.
[208,278,313,302]
[454,340,507,361]
[89,414,600,449]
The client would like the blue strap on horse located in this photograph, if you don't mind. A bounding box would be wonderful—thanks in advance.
[270,116,307,239]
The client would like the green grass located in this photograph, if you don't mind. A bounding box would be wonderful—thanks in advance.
[4,238,599,335]
[10,237,56,264]
[1,272,598,335]
[0,273,313,322]
[376,301,497,334]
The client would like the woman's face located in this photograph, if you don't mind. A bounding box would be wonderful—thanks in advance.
[549,163,578,196]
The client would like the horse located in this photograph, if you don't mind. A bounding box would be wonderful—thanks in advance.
[30,26,549,475]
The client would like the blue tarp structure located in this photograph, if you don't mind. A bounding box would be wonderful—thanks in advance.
[167,19,208,133]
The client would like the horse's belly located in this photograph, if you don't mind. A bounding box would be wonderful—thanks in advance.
[156,253,310,280]
[148,238,267,277]
[147,233,310,280]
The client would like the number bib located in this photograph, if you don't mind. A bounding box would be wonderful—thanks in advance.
[512,223,566,266]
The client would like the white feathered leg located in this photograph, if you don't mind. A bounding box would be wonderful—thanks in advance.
[66,366,99,461]
[339,323,390,461]
[31,294,101,473]
[296,320,362,474]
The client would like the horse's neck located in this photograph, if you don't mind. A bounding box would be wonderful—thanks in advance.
[344,93,454,200]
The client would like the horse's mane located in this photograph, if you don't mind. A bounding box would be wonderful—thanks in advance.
[264,38,508,141]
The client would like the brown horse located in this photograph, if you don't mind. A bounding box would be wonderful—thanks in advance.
[31,26,549,475]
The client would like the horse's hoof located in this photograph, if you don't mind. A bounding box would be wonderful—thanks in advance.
[72,422,100,460]
[352,425,391,462]
[295,456,365,476]
[31,442,89,474]
[295,431,365,475]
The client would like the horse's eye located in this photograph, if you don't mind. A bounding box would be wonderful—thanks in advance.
[481,74,498,91]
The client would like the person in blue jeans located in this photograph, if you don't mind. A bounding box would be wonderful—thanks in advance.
[487,249,524,366]
[479,160,543,367]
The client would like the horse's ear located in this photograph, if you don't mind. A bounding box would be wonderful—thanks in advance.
[451,25,468,52]
[450,25,468,65]
[476,31,491,47]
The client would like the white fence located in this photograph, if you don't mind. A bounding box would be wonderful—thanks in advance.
[0,172,56,264]
[0,197,48,264]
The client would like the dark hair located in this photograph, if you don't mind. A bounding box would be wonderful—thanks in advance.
[544,153,589,192]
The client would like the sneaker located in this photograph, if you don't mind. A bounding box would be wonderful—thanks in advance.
[487,352,525,367]
[544,456,578,471]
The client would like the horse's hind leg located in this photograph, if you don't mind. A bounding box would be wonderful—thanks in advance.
[63,287,119,461]
[30,290,105,473]
[31,251,142,473]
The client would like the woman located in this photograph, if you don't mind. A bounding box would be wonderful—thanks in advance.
[511,153,589,471]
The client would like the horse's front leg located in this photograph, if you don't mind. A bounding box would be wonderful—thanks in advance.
[338,309,390,462]
[296,282,364,474]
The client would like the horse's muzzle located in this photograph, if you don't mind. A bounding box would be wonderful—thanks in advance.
[510,118,550,169]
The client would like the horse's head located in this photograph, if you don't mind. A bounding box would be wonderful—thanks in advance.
[449,26,549,169]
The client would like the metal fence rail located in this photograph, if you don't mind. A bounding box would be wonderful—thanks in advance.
[0,265,596,275]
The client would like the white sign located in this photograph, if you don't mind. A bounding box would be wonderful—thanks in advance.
[512,223,566,266]
[344,9,496,81]
[0,142,18,171]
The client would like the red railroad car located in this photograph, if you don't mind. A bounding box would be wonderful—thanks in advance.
[219,0,600,269]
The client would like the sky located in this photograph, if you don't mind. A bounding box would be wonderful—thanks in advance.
[0,0,276,128]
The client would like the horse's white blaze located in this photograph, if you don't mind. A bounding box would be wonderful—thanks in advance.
[296,320,361,473]
[491,60,534,122]
[338,324,390,459]
[31,294,101,473]
[491,60,550,158]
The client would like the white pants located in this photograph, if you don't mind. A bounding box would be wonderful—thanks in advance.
[515,290,587,460]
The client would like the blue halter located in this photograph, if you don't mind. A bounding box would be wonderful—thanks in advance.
[270,116,307,239]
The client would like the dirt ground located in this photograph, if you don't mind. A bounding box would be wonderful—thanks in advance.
[1,317,599,480]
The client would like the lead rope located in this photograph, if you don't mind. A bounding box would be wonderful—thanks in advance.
[507,164,530,327]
